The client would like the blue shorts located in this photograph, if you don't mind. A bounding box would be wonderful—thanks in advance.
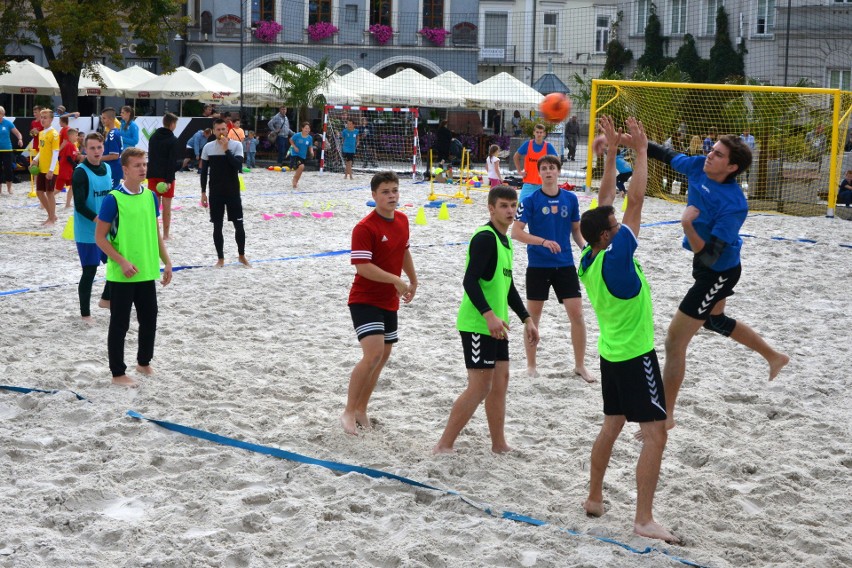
[519,183,542,202]
[76,242,105,267]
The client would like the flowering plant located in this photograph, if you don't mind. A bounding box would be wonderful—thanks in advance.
[369,24,393,45]
[307,22,339,41]
[253,20,282,43]
[418,27,449,46]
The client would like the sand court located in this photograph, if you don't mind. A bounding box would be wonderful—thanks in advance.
[1,169,851,567]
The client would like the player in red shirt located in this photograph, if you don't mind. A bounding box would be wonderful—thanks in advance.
[56,127,79,206]
[341,171,418,435]
[30,104,43,152]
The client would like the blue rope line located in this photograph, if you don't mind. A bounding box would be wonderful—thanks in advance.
[0,385,90,402]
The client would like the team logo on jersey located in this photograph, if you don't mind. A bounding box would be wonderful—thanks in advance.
[551,205,559,214]
[381,235,389,242]
[541,206,550,215]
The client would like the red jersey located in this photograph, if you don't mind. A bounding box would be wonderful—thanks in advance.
[349,210,410,311]
[59,125,70,144]
[58,143,78,179]
[31,119,43,150]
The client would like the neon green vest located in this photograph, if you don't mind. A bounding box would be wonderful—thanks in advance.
[577,245,655,362]
[106,188,161,283]
[457,225,513,334]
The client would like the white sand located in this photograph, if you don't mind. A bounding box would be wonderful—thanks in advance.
[1,170,851,567]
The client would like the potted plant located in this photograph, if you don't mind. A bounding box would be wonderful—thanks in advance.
[253,20,282,43]
[307,22,338,42]
[369,24,393,45]
[418,27,449,47]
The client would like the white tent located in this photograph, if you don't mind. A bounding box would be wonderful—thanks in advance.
[0,60,60,96]
[200,63,241,91]
[331,68,393,106]
[115,65,157,89]
[431,71,474,99]
[239,67,277,105]
[466,72,543,111]
[321,75,362,106]
[124,66,236,105]
[380,69,464,108]
[78,63,125,96]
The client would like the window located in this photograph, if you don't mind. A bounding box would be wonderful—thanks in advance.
[423,0,443,29]
[309,0,333,25]
[345,4,358,22]
[370,0,391,26]
[705,0,719,35]
[189,0,201,27]
[671,0,687,34]
[483,13,507,48]
[828,69,851,91]
[755,0,775,35]
[636,0,649,34]
[595,14,611,53]
[542,12,557,52]
[252,0,275,22]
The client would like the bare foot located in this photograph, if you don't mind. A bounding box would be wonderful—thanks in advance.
[634,521,680,544]
[238,255,252,268]
[98,299,110,309]
[354,411,371,431]
[163,234,170,241]
[635,419,675,441]
[340,412,358,435]
[111,375,139,387]
[768,353,790,380]
[491,444,513,454]
[432,445,456,455]
[136,364,153,376]
[583,499,605,517]
[81,316,95,325]
[526,367,539,378]
[42,218,56,226]
[214,259,225,268]
[574,366,596,383]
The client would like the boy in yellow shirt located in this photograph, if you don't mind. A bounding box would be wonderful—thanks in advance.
[31,108,60,225]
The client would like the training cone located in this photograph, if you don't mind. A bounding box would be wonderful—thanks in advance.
[588,198,598,210]
[61,215,75,240]
[621,195,628,212]
[438,202,450,221]
[415,206,427,226]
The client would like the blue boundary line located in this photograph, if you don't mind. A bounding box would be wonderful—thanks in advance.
[0,384,708,567]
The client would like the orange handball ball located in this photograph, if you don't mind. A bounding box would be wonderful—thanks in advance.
[539,93,571,123]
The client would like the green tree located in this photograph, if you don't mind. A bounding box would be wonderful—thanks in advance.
[636,3,671,74]
[0,0,186,111]
[602,11,632,76]
[269,58,334,125]
[708,6,745,83]
[674,34,709,83]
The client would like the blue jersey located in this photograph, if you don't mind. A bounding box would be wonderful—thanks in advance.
[515,188,581,268]
[342,128,359,153]
[671,154,747,271]
[104,129,124,189]
[0,118,15,151]
[616,153,632,174]
[291,132,312,159]
[579,225,642,299]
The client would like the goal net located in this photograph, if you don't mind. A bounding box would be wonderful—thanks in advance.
[585,80,852,217]
[321,105,423,178]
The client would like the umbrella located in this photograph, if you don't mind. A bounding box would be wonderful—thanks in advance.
[124,66,237,113]
[331,68,393,105]
[466,73,544,111]
[78,63,125,96]
[431,71,474,98]
[0,60,60,115]
[380,69,464,108]
[199,63,241,91]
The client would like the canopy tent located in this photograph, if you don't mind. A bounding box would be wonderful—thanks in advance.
[78,63,126,96]
[331,68,393,106]
[0,60,61,116]
[380,69,464,108]
[199,63,241,91]
[124,66,236,108]
[239,67,277,105]
[115,65,157,89]
[264,64,362,106]
[466,72,543,111]
[431,71,474,98]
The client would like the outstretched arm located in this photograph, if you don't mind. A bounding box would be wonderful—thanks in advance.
[621,117,648,238]
[596,115,621,208]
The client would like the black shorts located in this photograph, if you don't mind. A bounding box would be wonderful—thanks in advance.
[343,152,355,162]
[184,147,197,160]
[526,266,581,301]
[290,156,306,169]
[600,349,667,423]
[460,331,509,369]
[678,259,742,320]
[209,194,244,224]
[349,303,399,343]
[36,173,53,191]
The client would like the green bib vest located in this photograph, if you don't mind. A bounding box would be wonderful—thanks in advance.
[106,188,161,283]
[577,246,654,362]
[457,225,513,334]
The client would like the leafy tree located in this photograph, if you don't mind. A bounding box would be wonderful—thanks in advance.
[0,0,186,111]
[708,5,745,83]
[636,3,671,74]
[269,57,334,125]
[602,11,632,76]
[674,34,709,83]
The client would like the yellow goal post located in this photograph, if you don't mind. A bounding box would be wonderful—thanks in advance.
[585,79,852,217]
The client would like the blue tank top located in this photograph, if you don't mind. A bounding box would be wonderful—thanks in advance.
[74,162,113,243]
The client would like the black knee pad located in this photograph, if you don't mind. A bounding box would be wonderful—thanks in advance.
[703,313,736,337]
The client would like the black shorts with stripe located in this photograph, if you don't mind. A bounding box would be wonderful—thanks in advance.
[349,303,399,343]
[678,259,742,320]
[460,331,509,369]
[600,349,666,423]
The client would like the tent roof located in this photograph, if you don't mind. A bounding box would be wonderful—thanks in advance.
[431,71,474,97]
[200,63,241,91]
[124,66,236,102]
[116,65,157,88]
[380,69,463,107]
[466,73,543,111]
[0,60,60,96]
[332,68,393,105]
[532,72,571,95]
[79,63,125,97]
